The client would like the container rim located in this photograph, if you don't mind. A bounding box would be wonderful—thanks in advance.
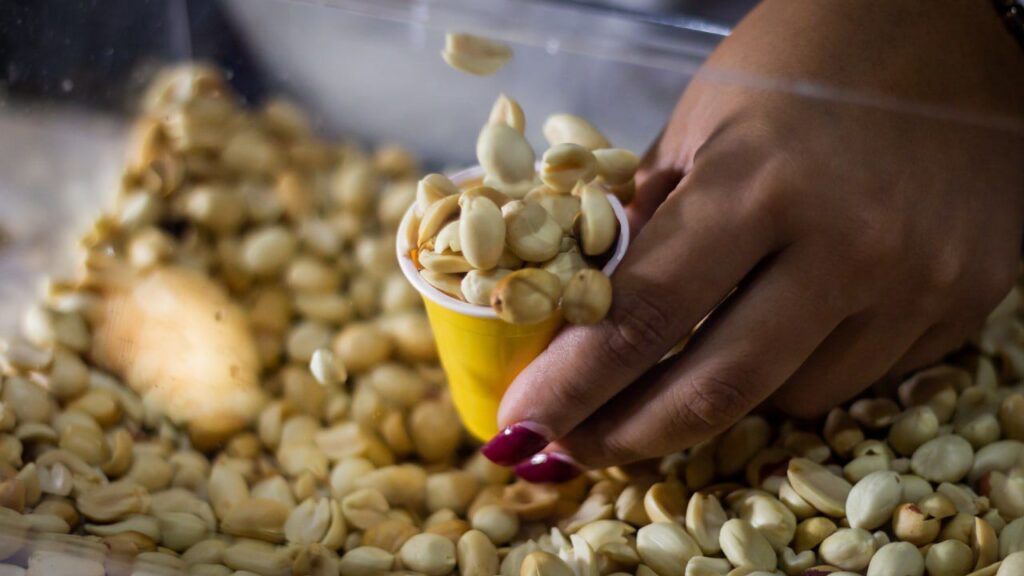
[396,166,631,319]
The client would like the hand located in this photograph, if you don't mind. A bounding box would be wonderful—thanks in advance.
[481,0,1024,481]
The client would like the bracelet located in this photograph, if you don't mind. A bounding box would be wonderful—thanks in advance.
[994,0,1024,49]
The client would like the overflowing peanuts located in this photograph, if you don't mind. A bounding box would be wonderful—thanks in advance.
[408,93,632,325]
[1,62,1024,576]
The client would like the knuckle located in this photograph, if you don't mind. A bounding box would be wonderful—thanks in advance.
[924,248,965,292]
[844,221,902,268]
[601,289,677,370]
[667,366,756,435]
[546,375,597,419]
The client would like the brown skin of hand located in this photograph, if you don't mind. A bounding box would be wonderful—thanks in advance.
[497,0,1024,470]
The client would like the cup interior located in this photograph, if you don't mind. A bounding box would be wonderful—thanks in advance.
[395,166,631,319]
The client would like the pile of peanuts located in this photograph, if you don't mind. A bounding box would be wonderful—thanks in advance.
[0,63,1022,576]
[407,92,637,325]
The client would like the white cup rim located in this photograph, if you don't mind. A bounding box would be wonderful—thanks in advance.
[396,166,631,319]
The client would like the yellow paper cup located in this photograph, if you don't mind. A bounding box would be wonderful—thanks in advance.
[396,167,630,441]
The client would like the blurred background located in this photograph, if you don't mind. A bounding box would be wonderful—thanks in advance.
[0,0,752,334]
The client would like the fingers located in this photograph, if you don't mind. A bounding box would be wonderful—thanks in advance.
[553,244,848,468]
[629,132,681,232]
[483,167,779,467]
[887,322,971,378]
[770,311,926,419]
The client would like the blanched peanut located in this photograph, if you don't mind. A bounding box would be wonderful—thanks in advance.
[543,114,611,150]
[819,528,874,572]
[434,220,462,254]
[477,123,535,184]
[410,399,462,463]
[787,458,852,518]
[342,488,390,530]
[442,33,513,76]
[422,270,467,300]
[685,492,726,555]
[845,471,902,530]
[461,269,512,306]
[849,397,900,430]
[489,93,525,134]
[562,269,613,325]
[398,533,457,576]
[528,187,581,233]
[418,194,461,249]
[338,546,395,576]
[1000,394,1024,441]
[910,435,974,483]
[734,493,797,551]
[925,539,973,576]
[309,348,347,388]
[351,464,426,510]
[220,498,290,543]
[540,144,597,193]
[457,529,499,576]
[891,503,939,546]
[426,471,481,515]
[221,539,292,575]
[378,311,437,363]
[284,497,332,545]
[575,181,619,256]
[594,148,639,186]
[483,173,536,199]
[824,408,865,458]
[503,200,563,262]
[719,518,776,571]
[644,482,686,526]
[76,481,150,523]
[490,268,562,325]
[637,522,702,576]
[128,227,176,269]
[867,542,924,576]
[794,517,837,553]
[419,250,475,274]
[520,550,575,576]
[417,173,460,216]
[542,249,587,291]
[888,406,939,457]
[463,185,512,208]
[332,323,392,374]
[471,504,519,545]
[240,226,297,276]
[362,519,419,554]
[898,366,963,423]
[459,194,505,270]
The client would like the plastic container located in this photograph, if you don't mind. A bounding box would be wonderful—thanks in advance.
[3,0,1023,573]
[397,166,631,440]
[0,4,724,569]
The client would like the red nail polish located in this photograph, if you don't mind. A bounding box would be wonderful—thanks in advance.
[481,422,550,466]
[514,452,583,483]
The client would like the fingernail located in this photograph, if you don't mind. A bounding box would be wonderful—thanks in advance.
[481,422,550,466]
[514,452,583,483]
